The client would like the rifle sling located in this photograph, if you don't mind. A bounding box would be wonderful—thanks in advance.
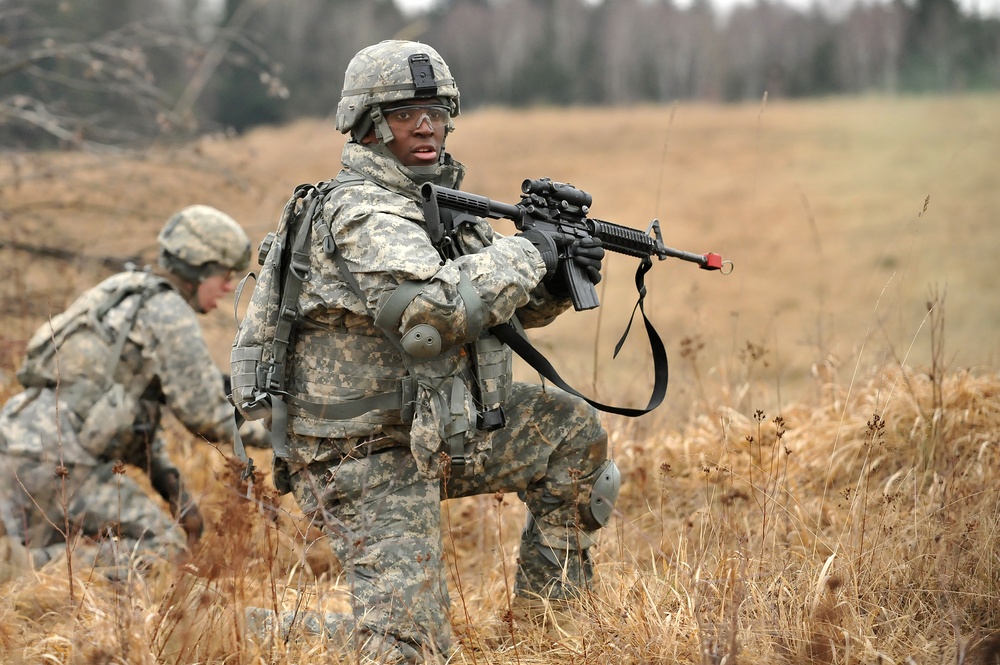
[491,257,668,417]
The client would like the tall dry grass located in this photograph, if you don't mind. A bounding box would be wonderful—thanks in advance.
[1,95,998,663]
[1,354,997,664]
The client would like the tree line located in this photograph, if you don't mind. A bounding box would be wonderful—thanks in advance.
[1,0,998,148]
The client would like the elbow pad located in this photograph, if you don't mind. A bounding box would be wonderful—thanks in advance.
[401,324,442,358]
[377,273,487,358]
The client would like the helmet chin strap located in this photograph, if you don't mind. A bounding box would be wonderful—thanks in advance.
[155,263,207,314]
[366,142,444,182]
[369,106,395,144]
[174,272,207,314]
[406,164,444,181]
[189,287,208,315]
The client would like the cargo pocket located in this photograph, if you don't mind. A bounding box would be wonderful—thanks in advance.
[409,376,478,478]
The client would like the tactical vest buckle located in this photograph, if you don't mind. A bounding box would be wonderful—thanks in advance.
[477,406,506,432]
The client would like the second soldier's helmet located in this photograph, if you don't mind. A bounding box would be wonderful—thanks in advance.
[336,40,460,139]
[157,205,251,283]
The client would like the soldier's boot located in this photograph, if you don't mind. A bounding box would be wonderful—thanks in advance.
[510,515,595,635]
[511,460,621,635]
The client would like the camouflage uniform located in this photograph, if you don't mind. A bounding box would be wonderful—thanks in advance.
[0,208,265,573]
[266,41,614,663]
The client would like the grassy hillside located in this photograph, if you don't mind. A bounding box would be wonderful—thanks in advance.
[0,95,998,663]
[4,94,997,416]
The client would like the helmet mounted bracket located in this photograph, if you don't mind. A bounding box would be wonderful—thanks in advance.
[408,53,438,98]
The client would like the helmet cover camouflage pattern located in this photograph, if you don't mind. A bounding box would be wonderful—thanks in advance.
[157,205,251,276]
[336,40,460,135]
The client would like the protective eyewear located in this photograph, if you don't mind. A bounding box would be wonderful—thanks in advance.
[383,104,451,131]
[208,265,237,282]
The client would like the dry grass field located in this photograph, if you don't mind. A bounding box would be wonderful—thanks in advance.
[0,94,999,663]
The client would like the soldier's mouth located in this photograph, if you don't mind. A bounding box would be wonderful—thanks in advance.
[412,146,438,162]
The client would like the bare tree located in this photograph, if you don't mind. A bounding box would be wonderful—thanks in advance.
[835,1,907,92]
[210,0,406,128]
[0,0,284,149]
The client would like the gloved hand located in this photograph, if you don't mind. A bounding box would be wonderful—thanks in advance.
[516,228,560,276]
[542,235,605,298]
[151,466,205,547]
[567,236,605,285]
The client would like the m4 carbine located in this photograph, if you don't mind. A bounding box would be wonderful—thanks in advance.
[421,177,731,311]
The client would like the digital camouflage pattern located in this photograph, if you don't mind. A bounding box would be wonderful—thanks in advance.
[0,269,267,572]
[336,40,460,136]
[158,204,251,273]
[286,383,607,660]
[270,131,611,661]
[284,142,562,461]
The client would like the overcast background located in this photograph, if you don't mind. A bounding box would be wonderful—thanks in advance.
[397,0,1000,17]
[3,0,998,149]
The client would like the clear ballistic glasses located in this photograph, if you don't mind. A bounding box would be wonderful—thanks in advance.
[207,264,237,282]
[383,105,451,131]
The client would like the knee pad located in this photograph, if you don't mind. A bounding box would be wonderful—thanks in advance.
[585,459,621,527]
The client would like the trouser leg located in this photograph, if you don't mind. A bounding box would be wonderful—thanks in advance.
[65,462,188,570]
[444,382,613,600]
[2,456,186,572]
[289,445,450,662]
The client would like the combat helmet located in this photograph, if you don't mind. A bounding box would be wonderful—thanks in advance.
[157,205,251,284]
[336,40,460,143]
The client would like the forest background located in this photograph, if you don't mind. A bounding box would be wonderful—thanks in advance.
[2,0,1000,147]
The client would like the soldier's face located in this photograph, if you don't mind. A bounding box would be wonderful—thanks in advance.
[197,272,234,313]
[381,100,448,167]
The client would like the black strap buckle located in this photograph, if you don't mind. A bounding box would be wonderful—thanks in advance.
[477,406,506,432]
[241,456,256,483]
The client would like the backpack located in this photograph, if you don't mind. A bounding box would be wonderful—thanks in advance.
[17,268,172,459]
[230,180,335,461]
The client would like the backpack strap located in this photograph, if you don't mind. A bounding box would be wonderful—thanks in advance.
[266,183,326,460]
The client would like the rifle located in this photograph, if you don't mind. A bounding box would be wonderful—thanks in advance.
[421,177,732,311]
[420,177,732,418]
